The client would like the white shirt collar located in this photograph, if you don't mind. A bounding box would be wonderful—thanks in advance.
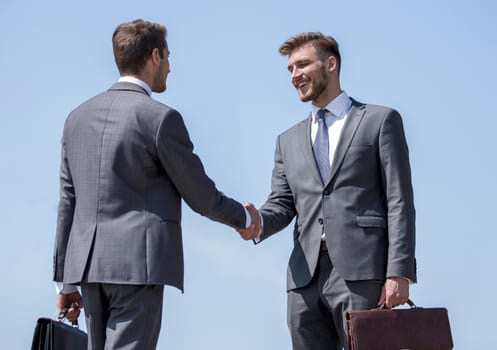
[118,76,152,96]
[311,91,352,122]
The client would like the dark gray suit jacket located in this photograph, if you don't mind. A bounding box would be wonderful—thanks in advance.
[258,99,416,291]
[53,82,246,291]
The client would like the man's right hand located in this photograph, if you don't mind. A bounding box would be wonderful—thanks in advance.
[237,202,261,240]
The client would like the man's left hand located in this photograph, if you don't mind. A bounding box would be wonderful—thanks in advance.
[57,291,83,322]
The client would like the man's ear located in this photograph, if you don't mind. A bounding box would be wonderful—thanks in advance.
[327,55,338,73]
[150,48,161,65]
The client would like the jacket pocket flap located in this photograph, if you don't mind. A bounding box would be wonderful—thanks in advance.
[356,215,386,228]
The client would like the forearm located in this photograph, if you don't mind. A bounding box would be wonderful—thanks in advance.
[257,136,297,239]
[157,110,247,229]
[54,142,75,282]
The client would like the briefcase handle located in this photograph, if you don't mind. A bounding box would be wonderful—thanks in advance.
[378,298,418,310]
[58,307,80,328]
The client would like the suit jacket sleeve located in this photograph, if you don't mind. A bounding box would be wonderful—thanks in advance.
[258,135,297,240]
[380,110,416,282]
[156,110,246,229]
[53,134,75,282]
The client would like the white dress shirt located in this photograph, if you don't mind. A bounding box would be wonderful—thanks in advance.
[310,91,352,169]
[118,76,152,96]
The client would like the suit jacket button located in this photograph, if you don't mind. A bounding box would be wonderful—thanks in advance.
[323,190,330,195]
[318,218,323,225]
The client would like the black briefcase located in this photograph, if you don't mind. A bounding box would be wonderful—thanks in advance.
[31,310,87,350]
[346,299,454,350]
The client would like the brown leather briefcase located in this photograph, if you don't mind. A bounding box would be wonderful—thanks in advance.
[346,300,453,350]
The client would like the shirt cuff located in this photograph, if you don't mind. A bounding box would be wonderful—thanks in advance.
[388,276,413,284]
[244,208,251,228]
[55,283,79,295]
[253,213,264,243]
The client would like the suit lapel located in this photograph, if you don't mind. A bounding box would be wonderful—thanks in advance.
[326,100,366,186]
[300,114,324,185]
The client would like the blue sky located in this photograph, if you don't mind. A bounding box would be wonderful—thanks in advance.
[1,0,496,348]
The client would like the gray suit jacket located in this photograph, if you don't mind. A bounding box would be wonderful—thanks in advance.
[53,82,246,291]
[258,99,416,291]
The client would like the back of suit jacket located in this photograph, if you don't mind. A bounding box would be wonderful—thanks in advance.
[259,99,416,291]
[54,82,245,291]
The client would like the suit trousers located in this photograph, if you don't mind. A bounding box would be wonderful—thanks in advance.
[287,251,383,350]
[81,283,164,350]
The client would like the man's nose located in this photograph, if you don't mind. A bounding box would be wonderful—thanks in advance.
[291,68,302,81]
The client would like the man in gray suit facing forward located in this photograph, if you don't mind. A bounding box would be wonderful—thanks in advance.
[238,32,416,349]
[54,19,260,350]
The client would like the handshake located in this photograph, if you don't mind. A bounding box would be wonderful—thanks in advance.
[237,203,262,241]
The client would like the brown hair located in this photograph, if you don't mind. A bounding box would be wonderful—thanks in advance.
[279,32,341,73]
[112,19,167,75]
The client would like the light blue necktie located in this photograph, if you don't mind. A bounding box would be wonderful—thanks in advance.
[313,109,331,182]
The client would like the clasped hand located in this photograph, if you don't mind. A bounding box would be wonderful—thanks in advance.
[57,291,83,322]
[237,203,261,240]
[378,277,410,308]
